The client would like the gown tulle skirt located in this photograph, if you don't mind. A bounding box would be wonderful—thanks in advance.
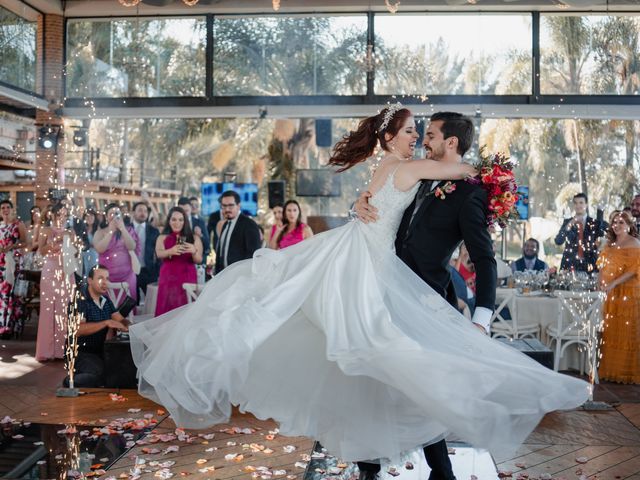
[129,220,590,461]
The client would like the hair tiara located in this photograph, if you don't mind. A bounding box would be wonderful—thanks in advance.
[378,102,403,133]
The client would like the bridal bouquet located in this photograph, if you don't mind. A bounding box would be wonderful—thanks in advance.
[468,147,519,228]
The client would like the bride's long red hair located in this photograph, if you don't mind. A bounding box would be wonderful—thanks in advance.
[329,107,413,172]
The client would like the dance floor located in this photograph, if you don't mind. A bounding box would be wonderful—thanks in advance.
[2,339,640,480]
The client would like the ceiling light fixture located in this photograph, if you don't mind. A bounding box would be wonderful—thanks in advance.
[385,0,400,13]
[118,0,199,6]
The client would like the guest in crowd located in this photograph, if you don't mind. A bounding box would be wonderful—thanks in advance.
[214,191,261,274]
[0,200,27,337]
[267,204,284,247]
[448,248,475,318]
[190,196,202,221]
[269,200,314,250]
[79,209,100,278]
[454,242,476,294]
[93,203,140,302]
[27,206,42,251]
[132,201,160,299]
[178,197,210,265]
[630,194,640,232]
[208,210,221,251]
[554,193,607,273]
[511,238,549,273]
[36,203,75,361]
[155,206,202,315]
[23,206,43,273]
[63,265,129,388]
[597,210,640,384]
[140,191,162,228]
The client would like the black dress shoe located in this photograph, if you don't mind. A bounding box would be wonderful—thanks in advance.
[358,470,379,480]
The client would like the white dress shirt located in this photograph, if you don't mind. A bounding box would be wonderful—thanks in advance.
[134,221,146,268]
[219,216,239,268]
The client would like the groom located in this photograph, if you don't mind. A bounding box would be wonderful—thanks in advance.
[355,111,497,480]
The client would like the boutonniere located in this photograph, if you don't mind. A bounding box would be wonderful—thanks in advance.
[430,181,457,200]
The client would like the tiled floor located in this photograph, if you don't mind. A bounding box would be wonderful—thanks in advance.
[1,338,640,479]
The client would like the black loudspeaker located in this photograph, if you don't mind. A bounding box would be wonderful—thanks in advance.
[103,337,138,389]
[315,119,332,147]
[268,180,286,209]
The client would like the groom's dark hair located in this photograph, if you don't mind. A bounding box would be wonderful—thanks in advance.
[430,112,474,157]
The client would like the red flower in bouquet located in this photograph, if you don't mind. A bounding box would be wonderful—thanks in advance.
[467,147,520,228]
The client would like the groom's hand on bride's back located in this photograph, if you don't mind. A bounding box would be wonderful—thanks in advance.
[354,191,378,223]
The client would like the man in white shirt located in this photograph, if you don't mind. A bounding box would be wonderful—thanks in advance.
[554,193,606,273]
[214,191,261,274]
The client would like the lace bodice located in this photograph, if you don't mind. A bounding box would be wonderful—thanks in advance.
[360,168,420,251]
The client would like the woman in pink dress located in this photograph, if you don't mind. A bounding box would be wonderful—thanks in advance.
[36,203,74,361]
[268,204,284,246]
[269,200,313,250]
[155,206,203,316]
[92,203,140,302]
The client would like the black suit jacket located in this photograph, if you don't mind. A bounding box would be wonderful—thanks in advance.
[554,216,607,272]
[214,214,262,274]
[143,223,160,276]
[395,179,497,311]
[191,215,210,262]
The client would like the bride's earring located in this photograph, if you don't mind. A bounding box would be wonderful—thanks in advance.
[389,140,396,151]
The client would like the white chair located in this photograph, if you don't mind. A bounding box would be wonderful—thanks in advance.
[106,281,130,308]
[546,291,603,381]
[182,283,204,304]
[490,289,541,340]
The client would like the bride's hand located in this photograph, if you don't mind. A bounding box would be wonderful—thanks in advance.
[354,191,378,224]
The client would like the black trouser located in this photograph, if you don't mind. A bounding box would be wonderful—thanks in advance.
[137,266,158,302]
[63,351,105,388]
[357,440,455,480]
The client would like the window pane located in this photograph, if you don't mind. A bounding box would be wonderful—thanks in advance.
[0,6,36,92]
[541,14,640,95]
[375,14,532,95]
[66,17,206,97]
[213,15,367,96]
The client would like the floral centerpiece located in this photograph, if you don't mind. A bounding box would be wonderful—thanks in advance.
[467,147,520,228]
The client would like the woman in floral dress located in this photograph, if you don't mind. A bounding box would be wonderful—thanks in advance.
[0,200,27,337]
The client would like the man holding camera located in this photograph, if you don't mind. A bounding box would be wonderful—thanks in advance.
[554,193,607,274]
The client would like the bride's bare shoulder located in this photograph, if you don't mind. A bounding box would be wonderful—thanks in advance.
[368,160,402,195]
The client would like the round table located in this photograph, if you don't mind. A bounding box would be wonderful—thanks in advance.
[495,288,603,371]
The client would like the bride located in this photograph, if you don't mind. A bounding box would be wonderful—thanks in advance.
[129,106,590,462]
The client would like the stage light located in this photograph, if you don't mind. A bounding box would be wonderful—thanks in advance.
[73,128,87,147]
[38,126,58,150]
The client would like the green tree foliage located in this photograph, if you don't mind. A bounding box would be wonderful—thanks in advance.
[0,6,36,91]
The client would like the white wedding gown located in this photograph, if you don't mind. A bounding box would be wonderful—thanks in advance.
[129,169,590,461]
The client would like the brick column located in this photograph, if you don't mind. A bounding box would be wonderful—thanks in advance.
[35,14,65,209]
